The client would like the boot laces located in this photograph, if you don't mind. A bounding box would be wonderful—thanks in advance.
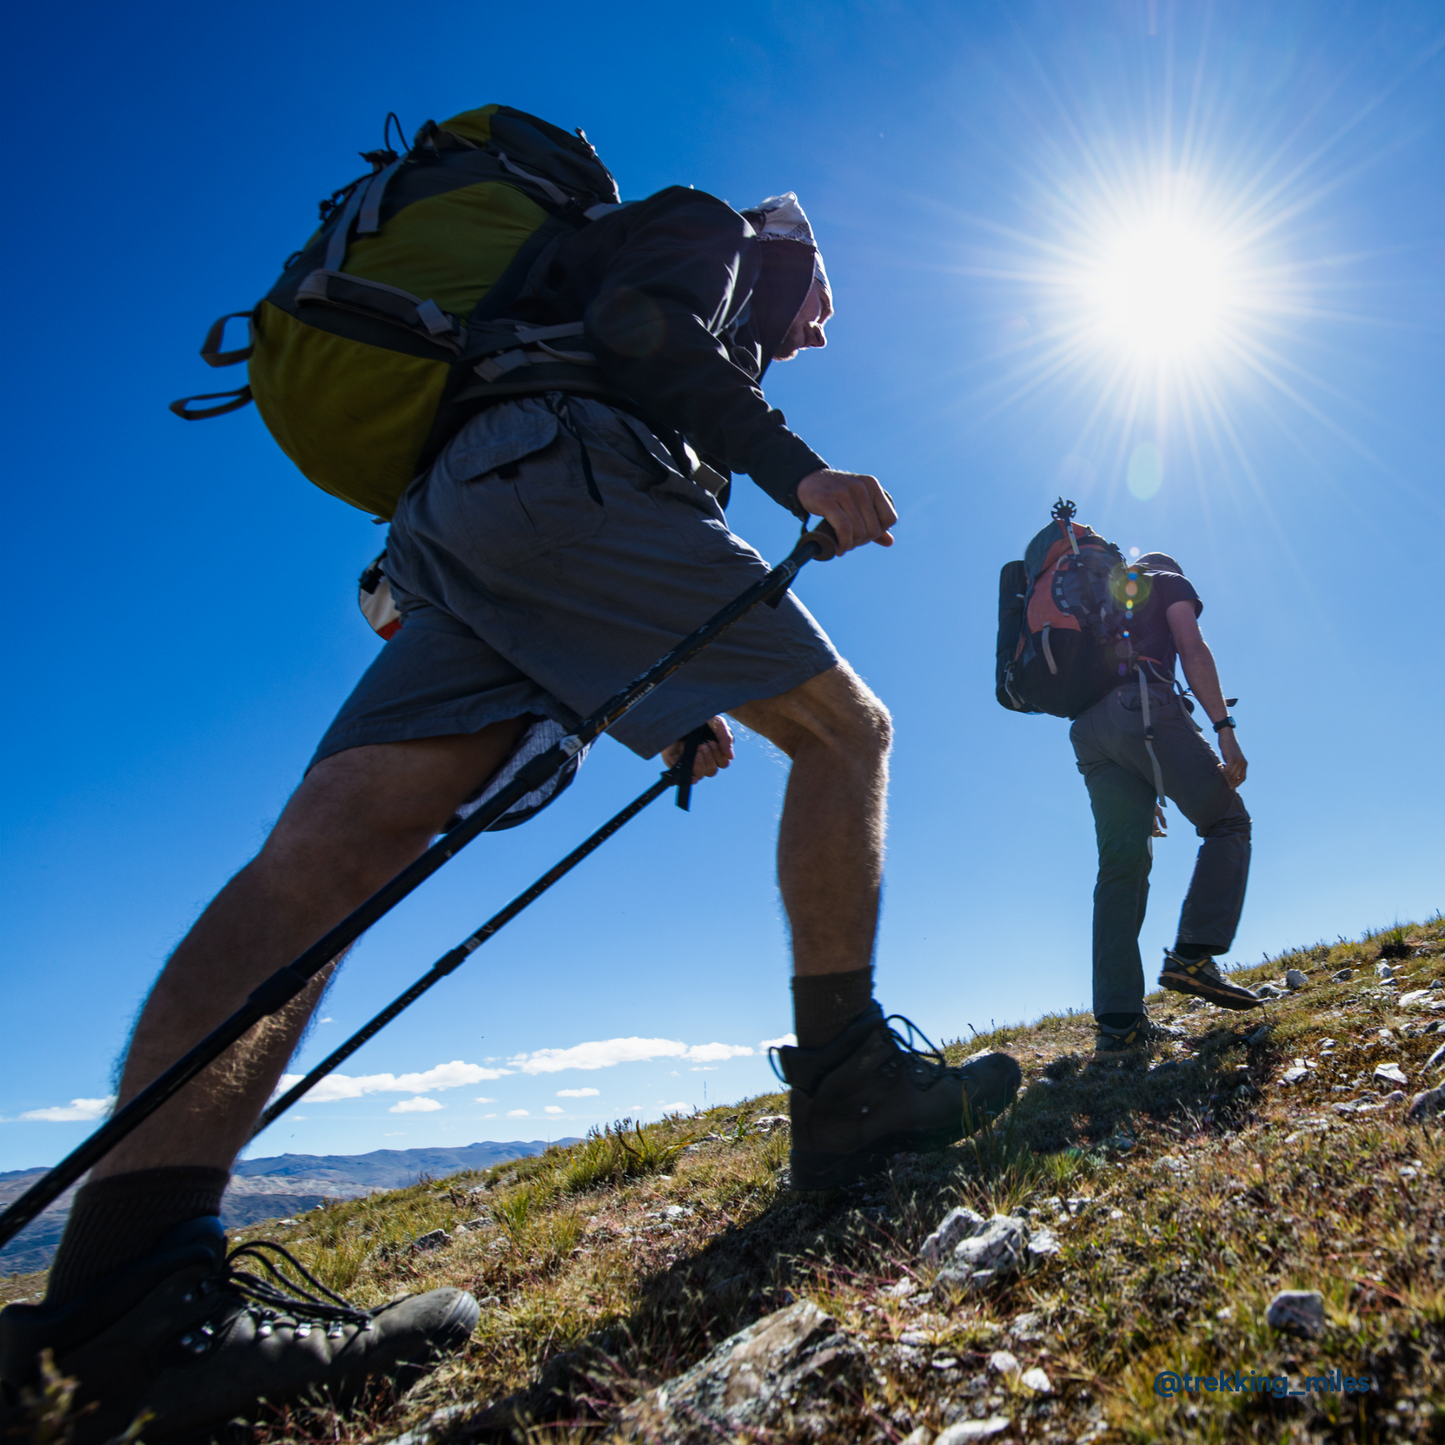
[221,1241,374,1333]
[882,1014,949,1077]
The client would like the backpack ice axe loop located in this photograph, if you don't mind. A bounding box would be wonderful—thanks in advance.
[0,523,837,1249]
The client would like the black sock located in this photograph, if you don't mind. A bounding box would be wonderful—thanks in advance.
[1173,942,1225,962]
[792,967,875,1050]
[45,1166,229,1308]
[1097,1012,1143,1029]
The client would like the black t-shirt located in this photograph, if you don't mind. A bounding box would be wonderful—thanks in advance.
[1126,552,1201,678]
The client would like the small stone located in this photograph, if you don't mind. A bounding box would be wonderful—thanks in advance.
[1026,1226,1061,1257]
[412,1229,451,1252]
[1256,982,1288,998]
[752,1114,790,1134]
[1265,1289,1325,1335]
[952,1216,1029,1273]
[1286,969,1309,990]
[920,1207,987,1264]
[1063,1197,1093,1216]
[1425,1043,1445,1073]
[1400,989,1438,1008]
[1408,1084,1445,1121]
[1246,1024,1272,1045]
[1021,1366,1053,1393]
[935,1419,1011,1443]
[901,1430,933,1445]
[1331,968,1352,982]
[463,1216,489,1230]
[885,1277,918,1300]
[1374,1063,1408,1087]
[988,1349,1020,1376]
[1280,1066,1311,1085]
[1376,962,1395,981]
[1383,1090,1407,1103]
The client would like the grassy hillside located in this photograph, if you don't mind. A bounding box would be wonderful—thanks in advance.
[9,918,1443,1443]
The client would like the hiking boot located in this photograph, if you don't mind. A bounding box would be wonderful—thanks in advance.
[1158,949,1264,1011]
[0,1216,478,1445]
[1091,1013,1160,1056]
[774,1003,1022,1190]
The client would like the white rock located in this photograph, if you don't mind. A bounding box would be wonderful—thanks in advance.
[1265,1289,1325,1335]
[900,1429,933,1445]
[1408,1084,1445,1121]
[1286,969,1309,990]
[952,1216,1028,1273]
[920,1207,987,1264]
[1376,962,1395,981]
[935,1420,1011,1444]
[1330,968,1352,982]
[1022,1366,1053,1393]
[1374,1063,1408,1087]
[988,1349,1020,1376]
[1425,1043,1445,1073]
[752,1114,790,1134]
[1280,1066,1311,1085]
[1400,989,1438,1009]
[885,1277,918,1300]
[1026,1226,1061,1257]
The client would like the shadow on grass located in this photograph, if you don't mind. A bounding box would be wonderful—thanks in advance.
[466,1021,1273,1439]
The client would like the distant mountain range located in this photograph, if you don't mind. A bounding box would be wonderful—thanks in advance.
[0,1138,577,1277]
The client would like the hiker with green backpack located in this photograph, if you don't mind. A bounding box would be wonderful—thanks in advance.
[0,107,1021,1440]
[997,501,1262,1057]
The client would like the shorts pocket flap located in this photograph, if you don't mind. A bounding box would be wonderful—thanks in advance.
[438,408,560,483]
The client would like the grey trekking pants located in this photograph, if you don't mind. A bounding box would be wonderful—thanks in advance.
[1070,678,1251,1016]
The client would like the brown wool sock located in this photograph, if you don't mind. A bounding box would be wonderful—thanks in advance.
[44,1165,229,1308]
[791,966,876,1050]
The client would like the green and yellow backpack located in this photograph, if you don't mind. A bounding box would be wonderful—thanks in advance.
[172,105,621,519]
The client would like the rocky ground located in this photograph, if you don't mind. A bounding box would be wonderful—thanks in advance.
[8,919,1443,1443]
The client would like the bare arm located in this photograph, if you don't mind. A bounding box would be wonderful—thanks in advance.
[1166,600,1247,788]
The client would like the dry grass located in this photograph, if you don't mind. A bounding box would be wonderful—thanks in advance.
[10,920,1445,1443]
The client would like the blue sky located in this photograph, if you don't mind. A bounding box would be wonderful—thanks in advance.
[2,1,1441,1175]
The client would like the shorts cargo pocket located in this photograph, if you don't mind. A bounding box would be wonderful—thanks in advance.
[437,410,606,572]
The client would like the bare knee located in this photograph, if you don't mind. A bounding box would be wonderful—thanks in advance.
[732,663,892,762]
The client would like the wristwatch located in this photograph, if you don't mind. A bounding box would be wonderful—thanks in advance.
[1212,715,1237,733]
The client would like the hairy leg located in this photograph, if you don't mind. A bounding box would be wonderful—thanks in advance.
[94,723,526,1181]
[729,662,892,978]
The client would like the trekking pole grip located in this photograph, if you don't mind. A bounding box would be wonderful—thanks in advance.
[799,519,839,562]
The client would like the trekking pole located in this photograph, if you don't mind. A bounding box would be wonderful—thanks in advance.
[249,726,716,1140]
[0,524,836,1248]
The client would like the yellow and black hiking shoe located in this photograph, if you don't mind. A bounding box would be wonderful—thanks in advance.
[1158,948,1264,1010]
[774,1003,1022,1191]
[0,1216,478,1445]
[1092,1013,1159,1056]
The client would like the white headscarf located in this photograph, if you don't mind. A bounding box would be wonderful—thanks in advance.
[748,192,831,295]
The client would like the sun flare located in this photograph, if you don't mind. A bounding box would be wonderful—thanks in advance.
[1089,221,1232,359]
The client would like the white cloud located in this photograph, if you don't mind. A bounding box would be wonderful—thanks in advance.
[758,1034,796,1050]
[390,1097,444,1114]
[690,1067,718,1073]
[474,1096,497,1103]
[272,1059,512,1104]
[557,1087,600,1098]
[658,1101,691,1113]
[507,1108,530,1117]
[507,1038,753,1075]
[483,1113,498,1119]
[17,1097,114,1123]
[319,1017,335,1024]
[544,1105,564,1114]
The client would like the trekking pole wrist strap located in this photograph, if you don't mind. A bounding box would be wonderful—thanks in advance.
[1212,715,1236,733]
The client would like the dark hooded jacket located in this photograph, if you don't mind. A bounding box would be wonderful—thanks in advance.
[505,186,827,515]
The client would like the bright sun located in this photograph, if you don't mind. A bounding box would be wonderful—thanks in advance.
[1090,221,1231,359]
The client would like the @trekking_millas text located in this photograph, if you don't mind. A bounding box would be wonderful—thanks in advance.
[1154,1368,1376,1399]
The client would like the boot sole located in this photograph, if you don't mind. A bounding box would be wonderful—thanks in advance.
[1158,969,1264,1011]
[791,1128,960,1190]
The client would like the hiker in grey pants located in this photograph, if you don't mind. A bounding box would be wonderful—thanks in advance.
[1071,551,1262,1054]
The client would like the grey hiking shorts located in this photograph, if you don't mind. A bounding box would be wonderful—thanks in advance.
[312,396,839,765]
